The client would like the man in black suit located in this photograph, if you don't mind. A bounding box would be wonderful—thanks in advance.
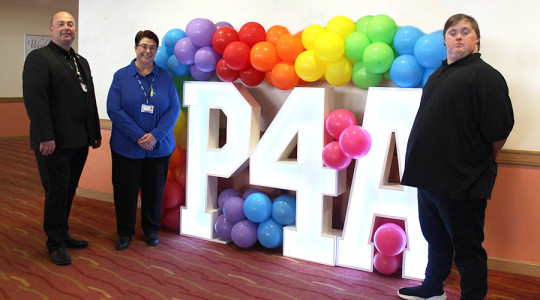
[22,11,101,266]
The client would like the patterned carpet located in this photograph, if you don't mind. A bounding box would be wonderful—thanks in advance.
[1,139,539,299]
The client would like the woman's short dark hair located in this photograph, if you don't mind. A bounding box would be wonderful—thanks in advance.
[443,14,480,50]
[135,30,159,47]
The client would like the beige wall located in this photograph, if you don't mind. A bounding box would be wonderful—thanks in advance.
[0,4,78,97]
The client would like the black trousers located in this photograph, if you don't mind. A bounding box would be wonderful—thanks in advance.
[111,150,171,237]
[34,146,89,251]
[418,188,488,300]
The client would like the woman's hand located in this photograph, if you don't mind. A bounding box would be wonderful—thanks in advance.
[138,133,157,151]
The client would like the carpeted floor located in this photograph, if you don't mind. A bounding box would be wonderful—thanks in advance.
[1,139,539,299]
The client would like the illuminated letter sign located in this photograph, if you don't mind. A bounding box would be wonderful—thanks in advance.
[336,87,426,279]
[181,82,261,240]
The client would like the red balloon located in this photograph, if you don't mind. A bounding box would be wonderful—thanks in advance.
[223,41,251,71]
[325,109,357,140]
[169,146,186,170]
[163,206,181,231]
[216,58,239,82]
[212,26,239,55]
[339,125,372,158]
[322,141,352,170]
[238,22,266,47]
[239,65,265,86]
[374,223,407,256]
[373,251,401,275]
[162,181,185,209]
[171,162,187,190]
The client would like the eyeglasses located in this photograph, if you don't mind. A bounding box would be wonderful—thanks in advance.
[137,44,157,52]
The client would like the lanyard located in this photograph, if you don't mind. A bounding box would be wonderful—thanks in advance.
[135,74,155,104]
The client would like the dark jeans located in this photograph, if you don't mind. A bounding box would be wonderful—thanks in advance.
[34,147,89,251]
[418,188,488,300]
[111,150,171,237]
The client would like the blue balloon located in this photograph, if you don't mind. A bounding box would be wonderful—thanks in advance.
[243,188,263,199]
[271,195,296,225]
[257,218,283,248]
[154,46,170,70]
[393,25,424,56]
[413,33,446,69]
[390,55,424,88]
[422,68,437,87]
[163,28,186,55]
[243,193,272,223]
[167,55,190,77]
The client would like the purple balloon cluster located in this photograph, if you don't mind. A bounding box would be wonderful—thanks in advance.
[215,188,296,249]
[322,109,372,170]
[155,19,234,80]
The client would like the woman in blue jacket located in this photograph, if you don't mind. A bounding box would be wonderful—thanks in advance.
[107,30,180,250]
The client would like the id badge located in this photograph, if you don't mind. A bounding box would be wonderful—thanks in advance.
[80,82,88,92]
[141,104,154,114]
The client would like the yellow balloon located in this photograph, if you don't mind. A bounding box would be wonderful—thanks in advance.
[314,32,345,63]
[174,124,188,149]
[326,16,356,41]
[324,56,352,86]
[173,110,187,134]
[294,50,326,82]
[301,24,325,51]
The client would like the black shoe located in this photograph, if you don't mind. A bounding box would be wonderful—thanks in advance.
[65,236,88,249]
[49,248,71,266]
[398,284,446,300]
[115,236,131,250]
[145,233,159,247]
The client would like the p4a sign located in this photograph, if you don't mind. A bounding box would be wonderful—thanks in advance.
[180,82,427,280]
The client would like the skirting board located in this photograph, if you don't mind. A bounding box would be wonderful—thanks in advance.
[75,187,540,278]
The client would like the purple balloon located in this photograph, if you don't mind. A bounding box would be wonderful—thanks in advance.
[243,188,263,199]
[215,214,235,241]
[186,18,216,47]
[223,196,246,223]
[231,219,258,248]
[194,46,220,72]
[190,64,215,81]
[215,21,233,29]
[174,37,198,65]
[218,188,242,208]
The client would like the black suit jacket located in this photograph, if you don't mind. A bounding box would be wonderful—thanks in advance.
[23,42,101,150]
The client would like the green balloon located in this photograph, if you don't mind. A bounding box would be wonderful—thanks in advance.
[172,73,195,112]
[355,15,373,34]
[352,61,382,90]
[345,32,371,62]
[363,42,394,74]
[366,14,397,44]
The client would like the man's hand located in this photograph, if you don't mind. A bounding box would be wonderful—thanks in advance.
[138,133,157,151]
[93,138,102,149]
[39,140,56,156]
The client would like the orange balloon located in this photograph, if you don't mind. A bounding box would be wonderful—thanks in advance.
[276,34,304,63]
[169,146,186,170]
[271,62,299,90]
[250,41,278,72]
[266,25,290,44]
[171,162,187,189]
[167,169,172,181]
[265,71,274,86]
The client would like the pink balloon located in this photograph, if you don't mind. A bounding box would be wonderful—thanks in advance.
[325,109,357,140]
[338,125,372,158]
[374,223,407,256]
[322,141,352,170]
[373,251,401,275]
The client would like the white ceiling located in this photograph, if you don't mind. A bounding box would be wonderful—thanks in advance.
[0,0,78,11]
